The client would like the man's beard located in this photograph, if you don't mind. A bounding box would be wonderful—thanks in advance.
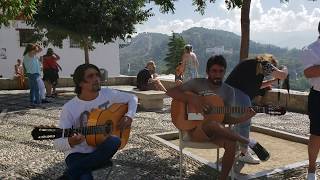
[211,78,222,85]
[92,83,101,92]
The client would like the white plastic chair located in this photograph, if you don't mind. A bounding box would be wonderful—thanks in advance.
[178,130,235,180]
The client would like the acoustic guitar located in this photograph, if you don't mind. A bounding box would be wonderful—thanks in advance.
[171,91,286,131]
[31,103,130,149]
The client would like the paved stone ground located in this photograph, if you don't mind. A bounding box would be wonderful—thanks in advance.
[0,89,318,179]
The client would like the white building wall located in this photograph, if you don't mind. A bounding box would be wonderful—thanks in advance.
[0,21,120,78]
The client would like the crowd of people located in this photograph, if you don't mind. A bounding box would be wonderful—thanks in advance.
[15,44,61,107]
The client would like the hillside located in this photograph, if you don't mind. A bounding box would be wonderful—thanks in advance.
[120,27,308,90]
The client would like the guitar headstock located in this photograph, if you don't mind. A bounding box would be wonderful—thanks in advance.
[31,125,63,140]
[264,105,286,116]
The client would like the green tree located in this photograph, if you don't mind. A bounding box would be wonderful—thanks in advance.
[164,32,186,74]
[29,0,177,64]
[0,0,39,27]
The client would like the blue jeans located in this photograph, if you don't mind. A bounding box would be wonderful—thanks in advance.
[65,136,121,180]
[27,73,40,104]
[233,88,251,150]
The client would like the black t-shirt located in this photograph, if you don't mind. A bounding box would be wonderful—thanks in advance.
[225,59,275,100]
[137,68,152,89]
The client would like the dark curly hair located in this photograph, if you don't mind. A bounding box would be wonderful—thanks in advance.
[206,55,227,72]
[73,64,101,95]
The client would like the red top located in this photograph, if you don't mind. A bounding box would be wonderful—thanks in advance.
[43,56,59,70]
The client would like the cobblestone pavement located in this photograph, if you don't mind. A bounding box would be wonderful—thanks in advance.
[0,89,317,179]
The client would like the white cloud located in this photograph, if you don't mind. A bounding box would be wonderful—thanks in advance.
[137,0,320,35]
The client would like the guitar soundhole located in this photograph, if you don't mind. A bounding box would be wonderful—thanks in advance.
[105,121,112,134]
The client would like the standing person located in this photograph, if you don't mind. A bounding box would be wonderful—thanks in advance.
[37,77,49,103]
[136,60,167,92]
[54,64,138,179]
[225,54,288,164]
[181,44,199,82]
[42,48,61,98]
[23,44,42,106]
[175,62,184,86]
[167,55,269,180]
[14,59,26,89]
[301,21,320,180]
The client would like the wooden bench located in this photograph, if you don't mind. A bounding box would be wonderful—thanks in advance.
[109,85,167,111]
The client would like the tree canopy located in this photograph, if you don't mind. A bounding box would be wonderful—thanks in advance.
[164,32,186,74]
[28,0,181,63]
[0,0,39,27]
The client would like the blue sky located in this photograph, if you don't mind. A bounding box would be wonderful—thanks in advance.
[135,0,320,49]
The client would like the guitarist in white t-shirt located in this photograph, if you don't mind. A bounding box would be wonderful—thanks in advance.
[54,64,138,179]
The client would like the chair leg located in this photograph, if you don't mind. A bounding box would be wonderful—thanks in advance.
[179,131,184,180]
[216,148,220,171]
[179,146,183,180]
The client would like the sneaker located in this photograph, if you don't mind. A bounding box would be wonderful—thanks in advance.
[238,151,260,164]
[307,173,317,180]
[249,142,270,161]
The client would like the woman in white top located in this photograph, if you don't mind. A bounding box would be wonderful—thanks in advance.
[181,44,199,82]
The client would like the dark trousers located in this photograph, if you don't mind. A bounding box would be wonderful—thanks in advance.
[65,136,121,180]
[308,88,320,135]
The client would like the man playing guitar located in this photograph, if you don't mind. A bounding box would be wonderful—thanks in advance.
[167,55,269,180]
[54,64,138,179]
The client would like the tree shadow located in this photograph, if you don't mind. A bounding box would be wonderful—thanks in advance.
[28,136,220,180]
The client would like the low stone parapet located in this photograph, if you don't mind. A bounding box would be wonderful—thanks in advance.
[256,89,309,114]
[109,85,167,111]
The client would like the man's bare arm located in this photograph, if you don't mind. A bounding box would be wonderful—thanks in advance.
[304,65,320,78]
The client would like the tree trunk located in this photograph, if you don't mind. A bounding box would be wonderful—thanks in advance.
[84,42,90,64]
[240,0,251,62]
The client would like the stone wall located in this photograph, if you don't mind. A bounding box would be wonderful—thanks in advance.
[0,77,309,114]
[0,76,136,90]
[258,89,309,114]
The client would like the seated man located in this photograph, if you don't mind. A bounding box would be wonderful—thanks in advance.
[136,60,167,92]
[54,64,138,179]
[166,55,269,180]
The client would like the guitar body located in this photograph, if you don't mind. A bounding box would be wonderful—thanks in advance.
[171,91,225,131]
[86,103,130,149]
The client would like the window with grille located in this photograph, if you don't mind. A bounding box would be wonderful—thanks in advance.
[18,29,36,47]
[69,38,81,48]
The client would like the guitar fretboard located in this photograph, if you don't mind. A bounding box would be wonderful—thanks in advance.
[62,125,111,137]
[206,106,267,114]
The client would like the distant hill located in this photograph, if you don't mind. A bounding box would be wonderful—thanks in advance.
[120,27,309,90]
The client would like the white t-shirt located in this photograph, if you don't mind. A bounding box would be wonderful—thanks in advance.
[301,39,320,91]
[54,88,138,158]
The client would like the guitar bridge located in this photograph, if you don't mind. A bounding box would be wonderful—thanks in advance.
[187,113,204,121]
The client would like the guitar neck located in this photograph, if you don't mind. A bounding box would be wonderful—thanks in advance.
[208,106,267,114]
[61,125,110,138]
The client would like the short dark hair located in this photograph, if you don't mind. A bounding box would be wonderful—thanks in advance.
[206,55,227,72]
[318,21,320,34]
[73,64,101,95]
